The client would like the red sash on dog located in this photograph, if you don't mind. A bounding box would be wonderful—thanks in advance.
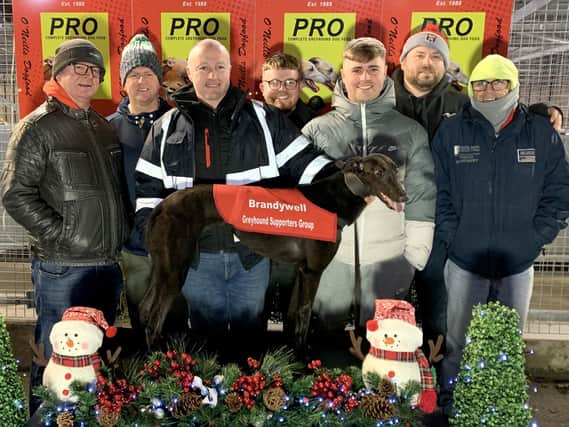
[213,185,337,242]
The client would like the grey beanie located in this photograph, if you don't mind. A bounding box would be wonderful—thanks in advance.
[400,25,450,70]
[120,34,163,86]
[52,38,106,82]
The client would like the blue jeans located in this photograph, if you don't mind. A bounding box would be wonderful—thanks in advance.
[439,259,533,416]
[29,259,122,414]
[181,252,270,335]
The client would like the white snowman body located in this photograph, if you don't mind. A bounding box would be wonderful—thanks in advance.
[43,319,104,401]
[362,318,423,404]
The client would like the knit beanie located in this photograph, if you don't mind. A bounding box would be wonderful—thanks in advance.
[52,38,105,82]
[120,34,163,86]
[467,54,519,97]
[400,24,450,70]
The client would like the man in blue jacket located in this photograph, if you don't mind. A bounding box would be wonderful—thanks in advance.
[432,54,569,418]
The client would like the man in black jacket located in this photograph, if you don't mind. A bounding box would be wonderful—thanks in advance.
[134,39,333,356]
[1,38,130,414]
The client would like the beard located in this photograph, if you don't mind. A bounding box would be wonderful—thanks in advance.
[408,67,443,92]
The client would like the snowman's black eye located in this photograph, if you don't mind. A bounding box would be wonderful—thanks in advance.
[384,334,388,338]
[64,333,68,337]
[394,334,397,338]
[74,333,78,337]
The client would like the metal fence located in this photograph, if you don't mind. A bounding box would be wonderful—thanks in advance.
[0,0,568,338]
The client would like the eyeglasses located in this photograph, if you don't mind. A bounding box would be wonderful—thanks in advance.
[264,79,299,90]
[127,71,156,80]
[471,79,509,92]
[71,62,101,78]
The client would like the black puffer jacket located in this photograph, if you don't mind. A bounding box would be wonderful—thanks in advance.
[392,67,468,142]
[1,98,130,265]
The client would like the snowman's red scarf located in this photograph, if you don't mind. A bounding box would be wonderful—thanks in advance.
[50,352,102,370]
[369,347,435,391]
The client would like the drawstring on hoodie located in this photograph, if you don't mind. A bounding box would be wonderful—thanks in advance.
[204,128,211,168]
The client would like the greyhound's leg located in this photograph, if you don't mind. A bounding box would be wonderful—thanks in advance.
[288,268,322,352]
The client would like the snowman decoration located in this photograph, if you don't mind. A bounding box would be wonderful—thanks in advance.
[362,299,436,414]
[43,306,117,402]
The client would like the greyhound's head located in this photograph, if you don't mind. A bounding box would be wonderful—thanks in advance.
[337,154,407,210]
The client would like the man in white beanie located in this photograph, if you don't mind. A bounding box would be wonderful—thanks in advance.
[1,38,130,414]
[107,34,174,341]
[432,54,569,420]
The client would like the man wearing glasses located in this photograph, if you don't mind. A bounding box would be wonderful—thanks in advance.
[432,54,569,420]
[259,53,319,129]
[1,38,130,414]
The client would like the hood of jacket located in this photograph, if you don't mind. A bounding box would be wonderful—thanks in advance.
[331,77,397,122]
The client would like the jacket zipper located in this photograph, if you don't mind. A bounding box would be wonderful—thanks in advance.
[204,128,211,168]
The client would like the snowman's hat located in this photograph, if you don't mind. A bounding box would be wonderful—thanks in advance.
[372,299,416,326]
[61,306,117,338]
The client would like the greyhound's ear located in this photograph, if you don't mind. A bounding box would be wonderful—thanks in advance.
[338,156,363,172]
[344,172,369,198]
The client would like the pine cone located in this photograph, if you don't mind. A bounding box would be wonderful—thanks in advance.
[360,394,395,420]
[97,411,121,427]
[56,412,74,427]
[171,392,203,418]
[225,391,243,413]
[379,377,396,396]
[263,386,286,411]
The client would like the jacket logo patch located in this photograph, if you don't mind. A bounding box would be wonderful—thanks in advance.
[517,148,536,163]
[453,145,480,164]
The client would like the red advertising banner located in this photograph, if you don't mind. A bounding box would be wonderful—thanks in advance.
[13,1,513,118]
[381,0,513,78]
[133,0,256,95]
[255,0,382,103]
[13,0,132,118]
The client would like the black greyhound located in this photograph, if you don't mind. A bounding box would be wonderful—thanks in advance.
[139,154,407,349]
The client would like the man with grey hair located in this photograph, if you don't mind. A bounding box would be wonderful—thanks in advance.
[134,39,335,356]
[303,37,436,336]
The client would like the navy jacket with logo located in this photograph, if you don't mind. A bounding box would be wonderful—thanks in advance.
[432,103,569,278]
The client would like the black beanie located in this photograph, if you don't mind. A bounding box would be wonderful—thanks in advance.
[52,38,106,82]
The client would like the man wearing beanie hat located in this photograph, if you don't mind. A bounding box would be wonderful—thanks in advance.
[392,26,563,387]
[302,37,436,347]
[108,34,173,340]
[1,38,129,415]
[432,54,569,419]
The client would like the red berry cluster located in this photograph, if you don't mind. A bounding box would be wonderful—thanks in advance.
[96,374,141,414]
[231,366,267,410]
[307,360,322,370]
[310,371,357,411]
[140,351,196,393]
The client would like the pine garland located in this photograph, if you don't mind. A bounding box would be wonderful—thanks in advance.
[34,345,421,426]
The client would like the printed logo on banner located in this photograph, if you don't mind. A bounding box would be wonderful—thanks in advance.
[283,13,355,103]
[161,12,230,59]
[410,12,486,80]
[40,12,111,100]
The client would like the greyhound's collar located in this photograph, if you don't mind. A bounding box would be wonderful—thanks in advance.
[369,346,416,361]
[50,352,102,370]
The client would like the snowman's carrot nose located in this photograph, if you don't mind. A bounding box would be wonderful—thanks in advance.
[66,339,74,348]
[383,336,395,345]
